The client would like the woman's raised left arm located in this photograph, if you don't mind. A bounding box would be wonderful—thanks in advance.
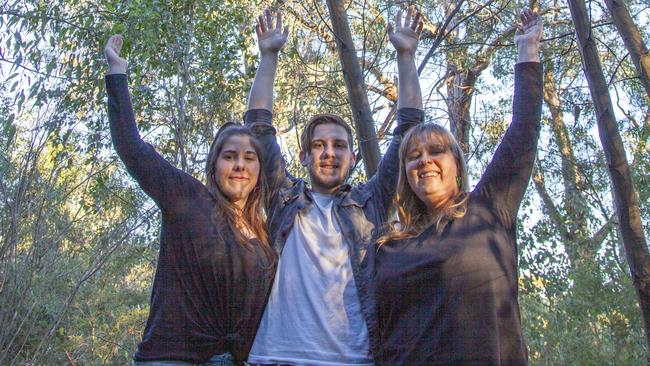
[475,10,544,228]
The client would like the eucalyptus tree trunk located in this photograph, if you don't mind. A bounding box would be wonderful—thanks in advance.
[603,0,650,101]
[567,0,650,357]
[325,0,381,176]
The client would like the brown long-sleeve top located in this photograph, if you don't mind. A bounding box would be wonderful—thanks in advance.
[106,74,277,364]
[370,62,543,365]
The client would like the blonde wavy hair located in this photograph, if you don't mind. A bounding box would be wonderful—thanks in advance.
[378,123,470,245]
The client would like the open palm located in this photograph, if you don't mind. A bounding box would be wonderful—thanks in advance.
[257,9,289,54]
[388,5,423,55]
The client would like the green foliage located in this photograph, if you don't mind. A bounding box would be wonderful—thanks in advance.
[1,0,648,364]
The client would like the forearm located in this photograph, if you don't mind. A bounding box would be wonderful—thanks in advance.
[247,53,279,111]
[396,52,422,110]
[244,109,291,201]
[107,64,126,75]
[370,107,424,201]
[106,74,189,204]
[517,41,540,64]
[106,74,143,158]
[475,63,542,224]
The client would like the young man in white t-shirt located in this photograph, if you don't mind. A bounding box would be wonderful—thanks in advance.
[244,6,425,365]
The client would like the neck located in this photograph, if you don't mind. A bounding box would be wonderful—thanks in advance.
[426,195,455,213]
[311,185,340,195]
[232,198,246,211]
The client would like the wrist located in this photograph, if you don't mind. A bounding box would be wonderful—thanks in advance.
[260,50,280,59]
[517,43,540,64]
[396,49,416,59]
[396,51,417,66]
[107,64,127,75]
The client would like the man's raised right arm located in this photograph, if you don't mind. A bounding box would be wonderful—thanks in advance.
[245,9,292,201]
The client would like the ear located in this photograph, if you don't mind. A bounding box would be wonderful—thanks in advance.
[349,150,357,169]
[299,150,308,166]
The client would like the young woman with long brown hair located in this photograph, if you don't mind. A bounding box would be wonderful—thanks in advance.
[104,34,276,366]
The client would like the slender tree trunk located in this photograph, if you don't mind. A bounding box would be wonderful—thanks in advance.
[445,66,476,153]
[542,55,593,256]
[326,0,380,176]
[603,0,650,101]
[567,0,650,358]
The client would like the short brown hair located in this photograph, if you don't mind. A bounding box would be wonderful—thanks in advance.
[300,113,355,154]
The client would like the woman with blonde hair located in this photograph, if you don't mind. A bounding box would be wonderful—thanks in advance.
[369,9,543,365]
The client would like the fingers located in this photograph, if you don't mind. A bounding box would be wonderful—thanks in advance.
[404,5,414,28]
[265,9,273,31]
[107,34,123,55]
[411,9,421,32]
[394,9,403,30]
[258,14,267,34]
[276,12,283,31]
[257,9,286,35]
[520,8,539,27]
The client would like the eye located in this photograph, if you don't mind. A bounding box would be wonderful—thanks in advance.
[312,141,323,149]
[335,142,347,149]
[406,151,421,160]
[245,153,258,162]
[221,153,233,160]
[428,143,446,154]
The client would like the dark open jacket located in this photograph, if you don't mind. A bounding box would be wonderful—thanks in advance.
[244,107,424,358]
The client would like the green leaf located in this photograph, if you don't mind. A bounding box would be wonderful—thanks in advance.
[46,58,56,75]
[16,91,25,111]
[13,54,23,72]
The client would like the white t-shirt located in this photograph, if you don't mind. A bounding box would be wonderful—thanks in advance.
[248,192,373,366]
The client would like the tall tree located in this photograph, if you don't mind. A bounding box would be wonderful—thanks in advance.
[603,0,650,101]
[325,0,381,175]
[567,0,650,357]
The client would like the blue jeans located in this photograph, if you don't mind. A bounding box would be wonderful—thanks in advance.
[133,352,236,366]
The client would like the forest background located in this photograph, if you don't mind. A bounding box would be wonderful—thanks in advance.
[1,0,649,364]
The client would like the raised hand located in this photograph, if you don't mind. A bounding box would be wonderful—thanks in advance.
[104,35,127,74]
[514,9,543,63]
[514,9,543,47]
[256,9,289,55]
[388,5,424,56]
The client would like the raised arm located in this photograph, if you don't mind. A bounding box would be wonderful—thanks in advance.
[389,5,423,110]
[105,35,196,207]
[245,10,293,204]
[368,6,425,207]
[247,9,288,111]
[475,9,544,227]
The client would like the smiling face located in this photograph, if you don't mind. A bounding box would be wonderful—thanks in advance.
[213,134,260,209]
[300,122,356,194]
[404,132,460,211]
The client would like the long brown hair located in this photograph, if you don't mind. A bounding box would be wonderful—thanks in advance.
[378,123,470,245]
[205,123,272,258]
